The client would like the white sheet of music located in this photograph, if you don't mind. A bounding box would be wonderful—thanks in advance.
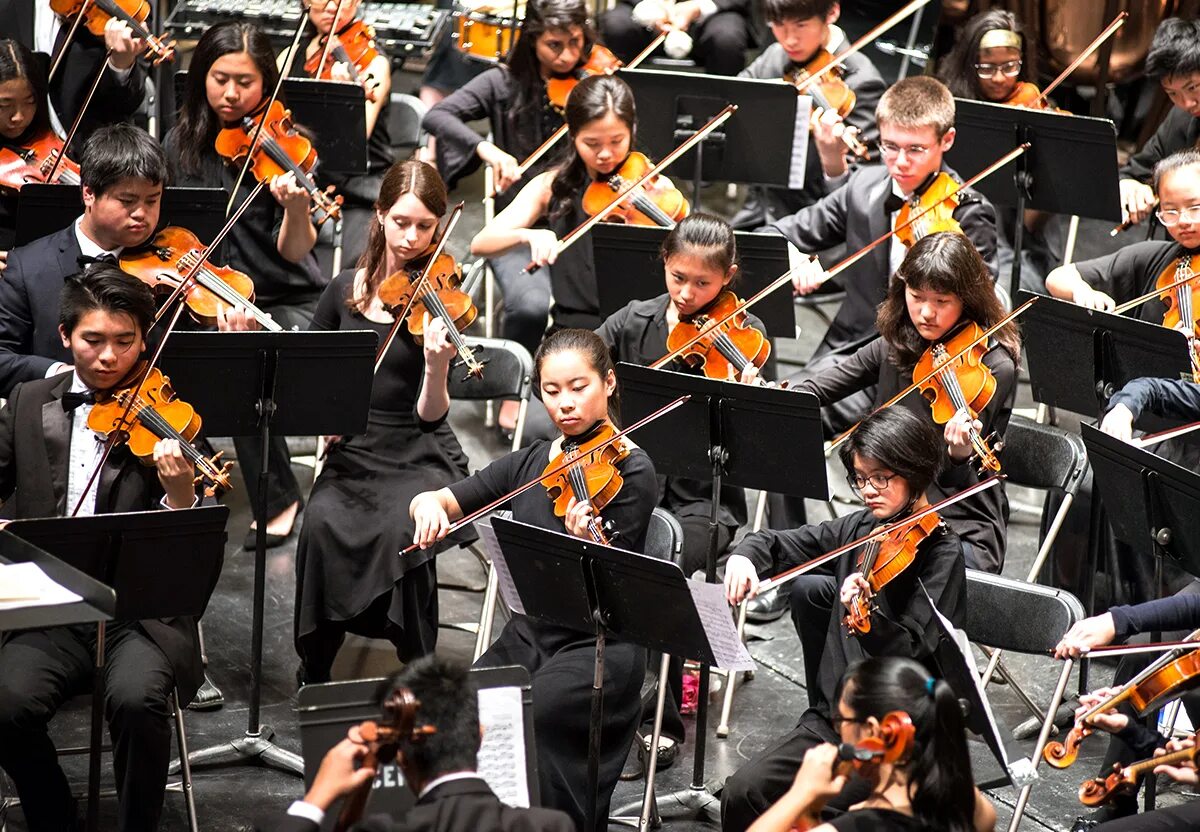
[476,685,531,807]
[789,94,814,191]
[0,563,82,610]
[686,579,755,671]
[476,520,525,615]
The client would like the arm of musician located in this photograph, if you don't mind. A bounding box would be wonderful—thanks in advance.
[469,172,556,264]
[746,744,845,832]
[153,438,201,510]
[724,514,859,603]
[972,788,997,832]
[271,173,320,263]
[1109,590,1200,642]
[1054,612,1117,659]
[102,19,144,74]
[1119,107,1193,187]
[1119,179,1157,227]
[771,173,851,256]
[1073,686,1135,737]
[477,142,522,193]
[838,572,871,611]
[362,53,392,139]
[99,20,149,116]
[298,727,377,816]
[583,450,656,546]
[1154,736,1200,785]
[0,252,59,396]
[416,314,453,428]
[1108,377,1200,429]
[409,487,465,550]
[953,192,999,283]
[793,336,885,405]
[811,108,850,180]
[422,70,510,184]
[0,387,18,503]
[1044,264,1116,311]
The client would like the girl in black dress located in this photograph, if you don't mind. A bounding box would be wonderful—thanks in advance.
[0,39,53,251]
[294,159,476,684]
[165,21,323,546]
[410,327,658,830]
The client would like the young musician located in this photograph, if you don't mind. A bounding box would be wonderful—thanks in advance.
[0,39,53,249]
[410,327,658,829]
[165,21,323,547]
[936,10,1038,105]
[747,657,995,832]
[734,0,886,228]
[600,0,750,76]
[294,161,476,685]
[720,406,967,832]
[0,266,204,832]
[1118,18,1200,228]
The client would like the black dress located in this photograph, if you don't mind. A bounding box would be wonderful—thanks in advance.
[293,271,476,680]
[827,808,934,831]
[448,438,657,831]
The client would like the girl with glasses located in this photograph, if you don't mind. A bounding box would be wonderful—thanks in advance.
[936,10,1040,108]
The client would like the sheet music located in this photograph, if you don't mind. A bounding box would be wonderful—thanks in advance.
[477,521,525,615]
[0,562,82,610]
[789,94,813,190]
[686,579,755,671]
[477,685,530,807]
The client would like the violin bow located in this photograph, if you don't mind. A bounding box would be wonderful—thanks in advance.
[1112,266,1200,316]
[315,0,350,79]
[374,201,466,373]
[1133,419,1200,449]
[46,52,113,180]
[1068,639,1200,660]
[400,393,692,555]
[522,103,738,273]
[756,476,1003,593]
[651,143,1031,370]
[48,0,97,84]
[1034,12,1128,108]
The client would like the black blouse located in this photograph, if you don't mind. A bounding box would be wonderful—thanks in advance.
[827,808,934,832]
[1074,239,1192,322]
[547,191,601,331]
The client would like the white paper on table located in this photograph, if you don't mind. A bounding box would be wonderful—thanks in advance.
[686,579,755,671]
[788,94,814,190]
[476,685,530,807]
[0,562,82,611]
[476,521,524,615]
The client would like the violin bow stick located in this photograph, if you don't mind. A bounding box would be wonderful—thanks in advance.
[523,104,737,273]
[48,0,96,84]
[1035,12,1128,106]
[399,393,692,555]
[316,0,350,78]
[791,0,932,94]
[1113,268,1200,316]
[1069,640,1200,660]
[1133,419,1200,449]
[757,476,1004,593]
[46,52,111,181]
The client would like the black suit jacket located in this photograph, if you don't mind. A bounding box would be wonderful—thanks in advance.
[0,0,148,148]
[271,778,575,832]
[1119,106,1200,184]
[0,371,205,701]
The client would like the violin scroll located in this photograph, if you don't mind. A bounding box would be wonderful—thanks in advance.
[1043,726,1088,769]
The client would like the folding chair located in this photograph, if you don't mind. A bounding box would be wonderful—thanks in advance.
[961,569,1086,832]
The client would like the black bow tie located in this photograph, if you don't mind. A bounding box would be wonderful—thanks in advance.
[884,191,907,214]
[62,390,97,412]
[77,253,118,269]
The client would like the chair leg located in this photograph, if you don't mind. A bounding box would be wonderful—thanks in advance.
[717,601,752,738]
[171,692,200,832]
[474,561,500,662]
[638,653,670,831]
[512,398,529,453]
[751,491,767,533]
[483,166,496,429]
[1007,658,1074,832]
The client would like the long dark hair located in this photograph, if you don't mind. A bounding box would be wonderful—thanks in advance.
[836,657,977,832]
[937,10,1036,100]
[533,328,621,424]
[506,0,594,117]
[549,73,635,222]
[0,39,51,142]
[660,212,738,276]
[175,21,280,178]
[877,231,1021,368]
[351,160,448,313]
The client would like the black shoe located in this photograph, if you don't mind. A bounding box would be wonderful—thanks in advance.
[188,672,225,711]
[745,587,788,623]
[243,528,290,550]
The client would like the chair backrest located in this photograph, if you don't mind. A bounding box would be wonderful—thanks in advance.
[963,569,1085,654]
[447,337,533,403]
[645,507,684,566]
[387,92,428,152]
[1000,415,1088,495]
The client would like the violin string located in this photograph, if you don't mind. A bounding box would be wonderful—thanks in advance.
[606,175,676,227]
[934,345,990,457]
[414,283,473,358]
[316,0,349,78]
[93,0,156,43]
[119,395,213,471]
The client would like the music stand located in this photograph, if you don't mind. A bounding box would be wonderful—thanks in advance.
[6,507,229,831]
[944,100,1122,301]
[489,516,752,832]
[616,69,797,209]
[159,331,376,776]
[0,532,115,632]
[613,363,825,805]
[591,224,794,338]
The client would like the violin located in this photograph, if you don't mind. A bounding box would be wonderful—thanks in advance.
[119,226,282,332]
[214,99,343,227]
[1155,255,1200,379]
[0,132,82,191]
[844,510,943,635]
[376,245,486,380]
[545,44,623,112]
[582,151,689,228]
[894,172,965,249]
[540,421,630,544]
[49,0,176,64]
[997,81,1066,113]
[86,363,234,497]
[784,47,869,159]
[305,20,383,102]
[913,321,1003,474]
[665,290,770,383]
[1044,629,1200,769]
[1078,735,1200,808]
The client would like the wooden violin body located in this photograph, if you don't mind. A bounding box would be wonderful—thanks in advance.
[49,0,176,64]
[0,132,82,191]
[666,291,770,382]
[783,47,868,158]
[540,423,631,544]
[1078,739,1200,808]
[545,44,622,111]
[895,172,964,249]
[844,512,943,635]
[1158,255,1200,334]
[582,152,689,228]
[305,20,382,101]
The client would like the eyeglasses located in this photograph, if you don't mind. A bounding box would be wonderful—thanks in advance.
[876,141,931,161]
[847,472,897,492]
[830,714,864,731]
[974,60,1022,79]
[1156,205,1200,226]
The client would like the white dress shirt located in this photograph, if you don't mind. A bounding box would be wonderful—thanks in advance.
[64,370,104,517]
[45,220,124,379]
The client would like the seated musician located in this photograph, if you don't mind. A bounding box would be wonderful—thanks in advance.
[719,406,967,832]
[0,39,54,252]
[1117,18,1200,229]
[746,656,995,832]
[0,265,206,832]
[734,0,886,229]
[600,0,750,76]
[274,655,575,832]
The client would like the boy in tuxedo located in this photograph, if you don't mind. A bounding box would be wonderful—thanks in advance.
[0,265,205,832]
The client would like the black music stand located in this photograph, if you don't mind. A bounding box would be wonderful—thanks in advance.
[617,69,797,209]
[6,507,229,831]
[944,100,1122,301]
[14,185,229,250]
[489,516,750,832]
[296,666,538,818]
[614,363,825,809]
[0,532,115,633]
[591,224,794,338]
[159,331,376,776]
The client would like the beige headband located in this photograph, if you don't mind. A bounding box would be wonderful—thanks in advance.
[979,29,1021,51]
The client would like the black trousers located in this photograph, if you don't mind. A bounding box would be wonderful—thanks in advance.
[600,4,750,76]
[1094,800,1200,831]
[487,245,553,358]
[789,573,836,712]
[0,622,176,832]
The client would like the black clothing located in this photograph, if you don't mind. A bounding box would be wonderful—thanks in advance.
[1093,800,1200,831]
[294,272,476,680]
[601,0,751,76]
[828,808,933,831]
[1073,239,1188,323]
[1109,377,1200,426]
[795,335,1016,573]
[448,438,657,830]
[1120,107,1200,184]
[1110,581,1200,642]
[773,164,999,355]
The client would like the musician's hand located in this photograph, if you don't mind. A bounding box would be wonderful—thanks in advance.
[668,0,702,32]
[522,228,560,266]
[270,171,311,214]
[154,439,196,509]
[1119,179,1156,227]
[478,141,521,192]
[104,18,145,71]
[1075,686,1128,735]
[1071,284,1116,312]
[737,362,761,385]
[811,107,849,171]
[631,0,669,28]
[329,61,353,83]
[1100,404,1135,443]
[724,554,759,605]
[791,255,829,296]
[563,496,595,540]
[409,493,451,549]
[0,249,7,272]
[422,313,456,369]
[216,305,262,332]
[303,734,376,811]
[944,413,983,461]
[839,573,871,611]
[1155,736,1200,784]
[793,743,848,804]
[1054,612,1116,659]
